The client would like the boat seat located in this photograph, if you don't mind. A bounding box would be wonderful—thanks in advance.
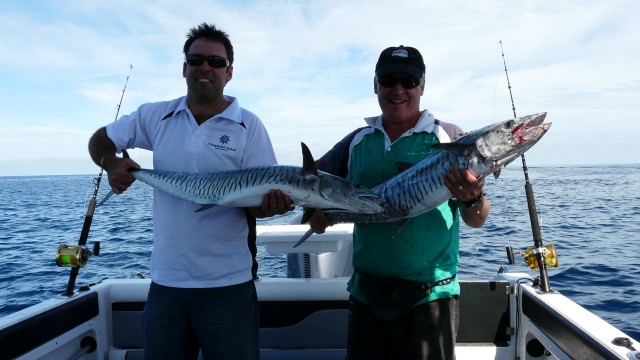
[107,280,510,358]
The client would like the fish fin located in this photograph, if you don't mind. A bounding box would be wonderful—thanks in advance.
[300,208,316,224]
[493,168,502,179]
[300,142,318,177]
[392,219,411,237]
[293,228,315,248]
[195,204,217,212]
[431,142,473,155]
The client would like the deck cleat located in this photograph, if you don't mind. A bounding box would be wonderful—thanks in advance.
[506,243,558,270]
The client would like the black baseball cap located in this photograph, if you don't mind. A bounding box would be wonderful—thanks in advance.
[375,45,425,78]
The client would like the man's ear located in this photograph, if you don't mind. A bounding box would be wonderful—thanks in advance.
[226,66,233,83]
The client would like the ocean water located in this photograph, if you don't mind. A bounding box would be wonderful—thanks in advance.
[1,165,639,340]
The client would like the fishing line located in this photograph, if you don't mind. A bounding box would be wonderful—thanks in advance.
[499,41,552,292]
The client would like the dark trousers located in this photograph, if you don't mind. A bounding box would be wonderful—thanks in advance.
[143,281,259,360]
[347,295,459,360]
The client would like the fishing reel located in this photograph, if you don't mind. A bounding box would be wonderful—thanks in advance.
[56,242,100,268]
[506,243,558,270]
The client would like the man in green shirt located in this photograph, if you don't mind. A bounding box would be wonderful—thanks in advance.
[308,45,491,360]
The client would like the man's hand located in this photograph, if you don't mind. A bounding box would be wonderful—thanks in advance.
[444,167,490,228]
[103,155,140,194]
[251,189,294,218]
[307,209,334,235]
[444,167,484,203]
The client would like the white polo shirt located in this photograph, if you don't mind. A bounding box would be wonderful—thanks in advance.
[107,95,277,288]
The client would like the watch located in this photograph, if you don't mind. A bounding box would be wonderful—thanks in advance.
[461,194,484,208]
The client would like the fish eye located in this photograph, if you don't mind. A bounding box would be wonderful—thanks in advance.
[504,120,515,128]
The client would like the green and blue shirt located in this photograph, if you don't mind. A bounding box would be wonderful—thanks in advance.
[317,110,464,305]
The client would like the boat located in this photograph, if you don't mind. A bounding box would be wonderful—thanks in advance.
[0,222,638,360]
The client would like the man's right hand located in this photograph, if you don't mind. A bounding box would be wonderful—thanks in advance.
[103,156,140,194]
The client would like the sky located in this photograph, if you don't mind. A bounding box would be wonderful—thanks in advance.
[0,0,638,176]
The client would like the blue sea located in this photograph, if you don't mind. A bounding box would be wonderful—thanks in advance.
[1,165,639,340]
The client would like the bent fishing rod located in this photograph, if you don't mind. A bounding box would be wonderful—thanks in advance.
[499,41,552,292]
[57,65,133,297]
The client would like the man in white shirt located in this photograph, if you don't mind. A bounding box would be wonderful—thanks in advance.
[88,23,291,360]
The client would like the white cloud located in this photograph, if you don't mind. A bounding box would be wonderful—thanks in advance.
[0,0,638,175]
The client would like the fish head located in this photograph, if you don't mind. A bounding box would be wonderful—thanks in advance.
[474,112,551,169]
[317,172,385,214]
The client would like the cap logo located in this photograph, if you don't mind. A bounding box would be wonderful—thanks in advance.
[391,49,409,58]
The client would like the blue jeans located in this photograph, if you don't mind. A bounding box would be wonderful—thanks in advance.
[143,281,259,360]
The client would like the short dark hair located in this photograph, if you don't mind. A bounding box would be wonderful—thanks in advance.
[183,23,234,66]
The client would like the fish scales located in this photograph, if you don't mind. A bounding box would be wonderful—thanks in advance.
[130,142,386,215]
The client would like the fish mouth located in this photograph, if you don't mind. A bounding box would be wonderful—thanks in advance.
[511,112,551,145]
[512,112,548,134]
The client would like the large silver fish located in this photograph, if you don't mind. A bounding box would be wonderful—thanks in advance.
[130,142,385,214]
[294,112,551,247]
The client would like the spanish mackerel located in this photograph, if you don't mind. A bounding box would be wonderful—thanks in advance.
[294,112,551,247]
[130,142,384,214]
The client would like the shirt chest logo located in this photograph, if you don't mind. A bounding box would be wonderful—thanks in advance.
[207,134,237,152]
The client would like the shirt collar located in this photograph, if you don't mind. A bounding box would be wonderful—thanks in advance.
[364,109,447,142]
[172,95,243,123]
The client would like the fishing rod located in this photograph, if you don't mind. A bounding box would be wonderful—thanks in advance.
[97,65,133,207]
[56,65,133,297]
[499,41,552,293]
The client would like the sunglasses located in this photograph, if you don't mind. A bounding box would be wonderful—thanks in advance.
[377,75,422,89]
[185,54,230,68]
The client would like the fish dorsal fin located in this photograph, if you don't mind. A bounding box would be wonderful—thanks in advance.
[300,142,318,177]
[431,142,473,155]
